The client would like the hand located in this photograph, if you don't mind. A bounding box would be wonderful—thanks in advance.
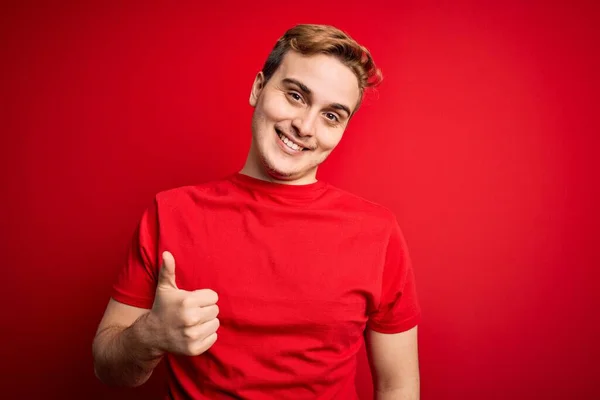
[148,251,219,356]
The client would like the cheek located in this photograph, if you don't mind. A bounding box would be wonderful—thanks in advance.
[252,101,278,137]
[261,96,283,120]
[317,130,344,152]
[264,94,309,126]
[251,109,267,137]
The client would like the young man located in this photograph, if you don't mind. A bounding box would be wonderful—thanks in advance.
[93,24,421,399]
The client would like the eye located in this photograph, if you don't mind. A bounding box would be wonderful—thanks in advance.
[288,92,303,103]
[325,112,339,122]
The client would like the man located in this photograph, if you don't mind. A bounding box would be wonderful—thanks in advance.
[93,24,421,399]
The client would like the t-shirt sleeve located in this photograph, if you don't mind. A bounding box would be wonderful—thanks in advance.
[111,199,160,309]
[367,218,421,334]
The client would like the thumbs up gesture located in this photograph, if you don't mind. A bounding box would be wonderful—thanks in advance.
[148,251,219,356]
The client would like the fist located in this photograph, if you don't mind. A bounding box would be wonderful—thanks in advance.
[149,251,219,356]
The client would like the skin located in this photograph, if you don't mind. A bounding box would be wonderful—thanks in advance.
[93,50,419,399]
[93,252,219,387]
[367,327,420,399]
[240,51,360,185]
[242,51,420,399]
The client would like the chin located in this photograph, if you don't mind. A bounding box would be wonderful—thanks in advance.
[263,160,298,180]
[261,156,307,182]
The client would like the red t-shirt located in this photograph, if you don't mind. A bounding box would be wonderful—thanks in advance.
[112,173,421,399]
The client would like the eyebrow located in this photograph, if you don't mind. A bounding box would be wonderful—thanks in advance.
[282,78,312,95]
[282,78,352,118]
[330,103,352,118]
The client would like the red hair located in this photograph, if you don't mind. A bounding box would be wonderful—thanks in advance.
[262,24,383,109]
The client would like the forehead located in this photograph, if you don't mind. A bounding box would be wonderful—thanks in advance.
[272,51,360,109]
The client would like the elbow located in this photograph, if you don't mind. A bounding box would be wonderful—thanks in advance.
[92,339,113,386]
[93,364,111,386]
[92,340,144,388]
[92,354,118,387]
[93,360,114,387]
[93,360,148,388]
[92,340,108,385]
[91,326,155,388]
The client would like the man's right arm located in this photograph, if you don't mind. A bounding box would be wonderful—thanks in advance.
[93,251,220,387]
[92,299,164,387]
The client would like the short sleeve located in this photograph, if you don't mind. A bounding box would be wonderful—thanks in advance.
[110,199,160,309]
[367,219,421,333]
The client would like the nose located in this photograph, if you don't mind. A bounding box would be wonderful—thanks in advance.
[291,110,317,138]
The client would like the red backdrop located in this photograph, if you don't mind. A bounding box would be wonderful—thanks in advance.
[2,1,599,399]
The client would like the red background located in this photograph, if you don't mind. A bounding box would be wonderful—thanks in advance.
[2,1,599,399]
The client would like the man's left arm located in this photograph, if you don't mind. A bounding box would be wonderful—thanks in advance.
[366,216,421,399]
[365,325,420,400]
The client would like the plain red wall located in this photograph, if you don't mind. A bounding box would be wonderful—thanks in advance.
[2,1,599,399]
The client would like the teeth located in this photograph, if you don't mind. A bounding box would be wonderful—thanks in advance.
[278,132,302,151]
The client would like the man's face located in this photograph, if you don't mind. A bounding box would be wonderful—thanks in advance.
[248,51,360,184]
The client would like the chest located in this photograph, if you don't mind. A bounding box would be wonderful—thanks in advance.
[162,205,387,345]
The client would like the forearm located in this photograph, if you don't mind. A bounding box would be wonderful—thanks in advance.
[93,312,164,387]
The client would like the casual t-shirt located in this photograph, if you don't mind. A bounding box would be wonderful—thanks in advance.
[112,173,421,399]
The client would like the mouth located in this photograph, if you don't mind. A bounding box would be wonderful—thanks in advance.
[275,128,309,152]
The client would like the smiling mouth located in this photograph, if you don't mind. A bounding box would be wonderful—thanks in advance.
[275,128,309,152]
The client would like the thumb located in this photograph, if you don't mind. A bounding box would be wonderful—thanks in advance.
[158,251,178,289]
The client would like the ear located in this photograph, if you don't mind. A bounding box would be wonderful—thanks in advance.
[249,71,265,107]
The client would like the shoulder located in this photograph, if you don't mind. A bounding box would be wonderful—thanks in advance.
[325,184,398,229]
[153,174,236,209]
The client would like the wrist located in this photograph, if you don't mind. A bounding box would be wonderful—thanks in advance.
[132,312,165,360]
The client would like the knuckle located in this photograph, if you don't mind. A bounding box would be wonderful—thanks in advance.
[181,309,197,326]
[205,333,218,349]
[182,327,193,339]
[202,319,219,336]
[206,289,219,303]
[180,296,193,309]
[201,305,218,322]
[186,343,198,356]
[183,325,200,340]
[191,341,207,356]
